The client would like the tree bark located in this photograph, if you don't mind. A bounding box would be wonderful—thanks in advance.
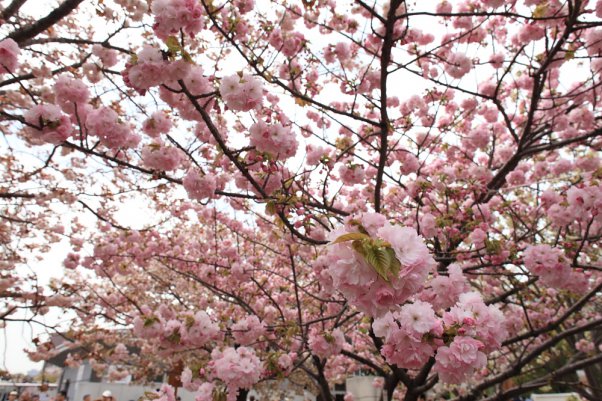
[6,0,84,45]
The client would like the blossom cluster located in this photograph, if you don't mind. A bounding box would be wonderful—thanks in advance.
[0,38,20,74]
[231,315,266,345]
[151,0,204,40]
[249,120,298,160]
[308,328,346,359]
[373,292,507,384]
[142,111,172,137]
[123,45,191,95]
[55,75,90,115]
[86,107,141,149]
[542,185,602,228]
[317,213,436,316]
[182,169,217,201]
[209,347,262,400]
[24,105,73,144]
[522,244,588,291]
[419,264,470,311]
[141,141,185,171]
[219,74,263,112]
[92,44,118,67]
[132,306,220,349]
[159,65,215,121]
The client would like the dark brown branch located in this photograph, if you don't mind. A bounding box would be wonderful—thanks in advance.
[6,0,85,45]
[1,0,28,20]
[0,192,35,199]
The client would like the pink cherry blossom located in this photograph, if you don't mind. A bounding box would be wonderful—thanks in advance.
[24,104,73,144]
[211,347,262,392]
[92,44,118,67]
[523,244,572,288]
[86,107,140,149]
[308,328,345,359]
[142,141,185,171]
[249,121,298,159]
[220,74,263,112]
[143,111,172,137]
[54,75,90,115]
[151,0,204,40]
[0,38,19,74]
[183,169,217,201]
[444,52,472,79]
[231,315,266,345]
[434,336,487,384]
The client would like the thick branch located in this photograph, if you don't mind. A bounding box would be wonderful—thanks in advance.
[1,0,27,20]
[6,0,85,45]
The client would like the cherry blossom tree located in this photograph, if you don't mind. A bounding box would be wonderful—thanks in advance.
[1,0,602,401]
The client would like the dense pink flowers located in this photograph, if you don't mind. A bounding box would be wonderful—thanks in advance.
[86,107,140,149]
[373,291,506,383]
[220,74,263,112]
[445,292,508,352]
[338,163,366,185]
[433,336,486,384]
[211,347,262,394]
[142,111,172,137]
[141,142,184,171]
[132,309,219,348]
[92,44,118,67]
[24,104,73,144]
[183,169,216,200]
[249,121,298,159]
[373,301,438,369]
[269,29,306,58]
[151,0,204,40]
[156,385,176,401]
[159,65,214,120]
[231,315,266,345]
[308,328,346,359]
[124,46,190,95]
[444,52,472,79]
[0,38,20,74]
[194,383,214,401]
[420,264,469,311]
[318,213,435,316]
[54,75,90,115]
[183,311,220,346]
[523,244,572,288]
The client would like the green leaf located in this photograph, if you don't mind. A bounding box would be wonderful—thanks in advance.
[351,239,367,256]
[265,201,277,216]
[165,36,181,53]
[386,247,401,277]
[181,50,194,63]
[533,3,547,18]
[143,316,158,327]
[374,249,392,282]
[331,232,370,245]
[348,219,369,234]
[346,237,402,285]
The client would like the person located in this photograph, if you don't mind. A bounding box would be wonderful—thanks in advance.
[54,392,67,401]
[9,391,18,401]
[101,391,113,401]
[19,391,31,401]
[38,385,50,401]
[83,395,91,401]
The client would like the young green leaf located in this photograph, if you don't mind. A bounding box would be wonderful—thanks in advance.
[331,232,370,244]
